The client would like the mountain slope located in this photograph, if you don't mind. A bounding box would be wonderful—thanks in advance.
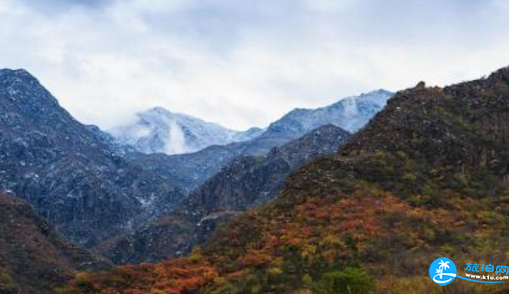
[110,107,262,155]
[0,69,185,246]
[66,66,509,294]
[96,125,351,264]
[181,125,352,220]
[0,193,109,294]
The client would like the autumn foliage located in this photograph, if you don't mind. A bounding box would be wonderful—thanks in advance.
[62,258,218,294]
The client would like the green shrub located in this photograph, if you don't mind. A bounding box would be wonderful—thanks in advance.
[317,268,376,294]
[0,272,13,285]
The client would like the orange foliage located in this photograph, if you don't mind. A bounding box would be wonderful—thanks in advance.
[67,258,218,294]
[239,251,272,267]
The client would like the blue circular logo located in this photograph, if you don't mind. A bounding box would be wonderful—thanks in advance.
[429,257,457,286]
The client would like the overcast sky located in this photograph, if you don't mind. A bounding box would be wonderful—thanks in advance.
[1,0,509,130]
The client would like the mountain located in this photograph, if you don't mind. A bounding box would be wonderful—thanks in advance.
[65,66,509,294]
[96,125,351,264]
[180,124,352,220]
[0,193,109,294]
[111,90,390,157]
[109,107,263,155]
[85,124,136,155]
[94,91,391,261]
[261,89,392,138]
[123,90,392,192]
[124,133,304,194]
[0,69,185,247]
[231,126,265,142]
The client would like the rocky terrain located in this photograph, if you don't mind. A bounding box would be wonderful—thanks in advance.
[66,66,509,294]
[96,124,351,264]
[0,69,185,247]
[0,193,109,294]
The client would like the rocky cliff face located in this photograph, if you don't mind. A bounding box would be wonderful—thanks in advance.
[181,124,352,220]
[0,193,110,294]
[0,69,185,247]
[97,125,351,264]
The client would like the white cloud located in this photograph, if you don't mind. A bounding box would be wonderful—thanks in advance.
[1,0,509,130]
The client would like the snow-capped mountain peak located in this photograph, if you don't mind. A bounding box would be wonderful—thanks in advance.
[261,89,393,138]
[109,107,259,155]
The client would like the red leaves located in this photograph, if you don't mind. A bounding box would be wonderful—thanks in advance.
[300,226,312,236]
[268,235,281,247]
[239,251,272,267]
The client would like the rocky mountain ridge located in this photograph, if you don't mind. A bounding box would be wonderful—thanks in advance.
[0,69,185,247]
